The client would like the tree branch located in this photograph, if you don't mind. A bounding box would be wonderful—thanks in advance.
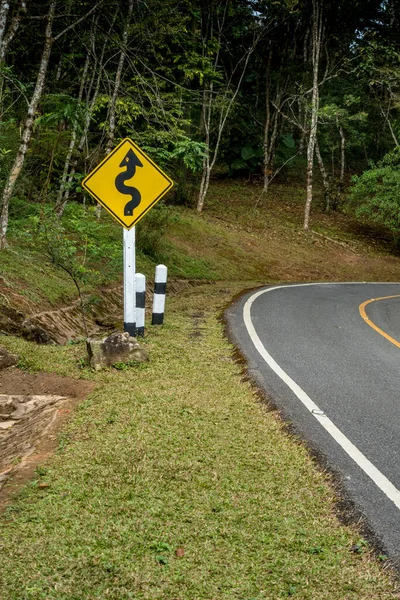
[53,1,103,42]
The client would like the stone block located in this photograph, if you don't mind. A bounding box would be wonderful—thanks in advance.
[0,347,18,370]
[86,331,149,371]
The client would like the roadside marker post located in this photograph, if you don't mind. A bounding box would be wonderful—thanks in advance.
[135,273,146,336]
[82,138,173,338]
[152,264,167,325]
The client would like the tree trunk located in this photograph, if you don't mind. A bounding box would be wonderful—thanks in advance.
[0,0,10,52]
[379,103,399,147]
[298,100,307,153]
[315,139,330,211]
[339,125,345,186]
[95,0,133,218]
[42,126,62,199]
[0,0,27,124]
[263,53,272,191]
[304,0,322,231]
[197,87,212,213]
[263,84,281,193]
[0,0,27,62]
[105,0,133,156]
[0,0,55,249]
[336,123,345,208]
[197,37,254,213]
[56,36,92,214]
[61,14,116,210]
[0,0,10,122]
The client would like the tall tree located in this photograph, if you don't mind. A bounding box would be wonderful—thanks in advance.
[0,0,56,249]
[303,0,323,230]
[105,0,133,156]
[0,0,102,247]
[197,0,260,213]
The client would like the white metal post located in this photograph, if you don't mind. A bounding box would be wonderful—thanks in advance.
[123,227,136,336]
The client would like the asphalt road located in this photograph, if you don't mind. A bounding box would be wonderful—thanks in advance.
[225,282,400,567]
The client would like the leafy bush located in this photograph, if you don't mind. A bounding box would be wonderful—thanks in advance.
[136,202,178,261]
[228,145,263,176]
[348,147,400,246]
[11,201,122,283]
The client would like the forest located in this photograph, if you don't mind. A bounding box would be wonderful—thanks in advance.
[0,0,399,252]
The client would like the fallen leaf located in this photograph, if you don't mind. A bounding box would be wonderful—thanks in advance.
[175,547,185,558]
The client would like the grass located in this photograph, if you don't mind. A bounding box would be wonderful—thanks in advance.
[0,285,399,599]
[0,246,77,311]
[1,179,400,598]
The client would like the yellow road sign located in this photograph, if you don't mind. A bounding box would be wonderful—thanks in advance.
[82,138,174,229]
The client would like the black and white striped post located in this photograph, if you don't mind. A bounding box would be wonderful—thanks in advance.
[123,227,136,336]
[135,273,146,336]
[152,264,167,325]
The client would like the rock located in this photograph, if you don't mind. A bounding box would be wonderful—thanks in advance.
[0,395,66,421]
[86,331,149,371]
[0,396,17,417]
[0,472,10,490]
[22,321,55,345]
[0,347,18,370]
[0,421,16,430]
[0,305,24,336]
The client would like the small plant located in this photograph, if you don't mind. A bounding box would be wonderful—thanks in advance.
[35,466,48,477]
[350,538,368,554]
[151,542,173,566]
[308,546,324,555]
[105,409,118,424]
[113,361,131,371]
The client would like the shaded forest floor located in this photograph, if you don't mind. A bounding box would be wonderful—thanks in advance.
[0,179,400,599]
[168,177,400,284]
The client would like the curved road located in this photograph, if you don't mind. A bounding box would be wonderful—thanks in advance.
[226,283,400,567]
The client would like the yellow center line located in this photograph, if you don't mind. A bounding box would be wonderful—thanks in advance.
[359,295,400,348]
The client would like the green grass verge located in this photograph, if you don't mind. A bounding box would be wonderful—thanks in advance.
[0,285,397,599]
[0,246,77,309]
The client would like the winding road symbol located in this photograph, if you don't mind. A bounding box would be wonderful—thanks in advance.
[82,137,173,229]
[115,148,143,216]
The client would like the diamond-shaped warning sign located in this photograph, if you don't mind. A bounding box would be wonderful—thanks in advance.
[82,138,174,229]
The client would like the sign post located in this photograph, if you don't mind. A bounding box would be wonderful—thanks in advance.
[82,138,173,336]
[123,227,136,335]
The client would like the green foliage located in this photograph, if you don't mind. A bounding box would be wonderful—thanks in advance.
[0,123,19,189]
[136,202,178,261]
[34,94,85,131]
[281,133,295,149]
[348,147,400,245]
[35,211,97,286]
[141,135,206,174]
[169,137,207,172]
[11,201,122,285]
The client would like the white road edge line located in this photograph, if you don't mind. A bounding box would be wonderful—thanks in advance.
[243,282,400,511]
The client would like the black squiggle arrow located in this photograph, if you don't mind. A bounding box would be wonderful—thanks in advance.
[115,148,143,216]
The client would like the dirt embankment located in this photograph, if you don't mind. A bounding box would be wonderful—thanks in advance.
[0,279,204,345]
[0,370,95,507]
